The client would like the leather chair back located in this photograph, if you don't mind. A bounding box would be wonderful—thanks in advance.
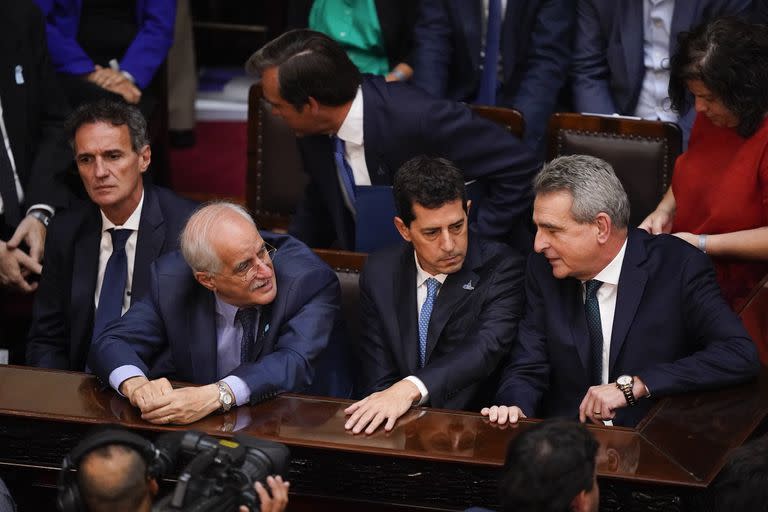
[547,113,682,228]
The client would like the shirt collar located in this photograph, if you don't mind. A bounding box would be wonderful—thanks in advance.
[100,190,144,232]
[215,294,239,326]
[336,86,364,146]
[414,251,448,287]
[591,238,628,286]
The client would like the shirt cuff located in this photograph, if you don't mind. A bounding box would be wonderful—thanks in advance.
[26,204,55,217]
[404,375,429,406]
[109,365,146,395]
[222,375,250,406]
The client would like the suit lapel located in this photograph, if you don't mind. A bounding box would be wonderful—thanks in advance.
[425,235,481,362]
[70,207,102,367]
[620,0,644,99]
[361,80,393,185]
[460,1,483,72]
[184,288,218,384]
[609,232,647,375]
[395,245,419,372]
[132,186,165,304]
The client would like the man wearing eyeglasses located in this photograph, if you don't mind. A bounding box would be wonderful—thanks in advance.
[88,201,350,424]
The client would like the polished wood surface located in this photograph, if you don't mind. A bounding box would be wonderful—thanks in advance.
[738,273,768,365]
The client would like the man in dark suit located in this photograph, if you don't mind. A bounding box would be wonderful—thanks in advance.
[0,1,71,293]
[344,156,524,434]
[571,0,751,147]
[26,100,197,371]
[88,202,350,424]
[410,0,574,152]
[246,29,539,252]
[482,155,759,427]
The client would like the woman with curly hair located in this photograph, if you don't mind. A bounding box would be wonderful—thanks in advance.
[640,17,768,310]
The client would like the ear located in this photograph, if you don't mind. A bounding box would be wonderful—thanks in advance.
[138,145,151,174]
[394,216,411,242]
[147,477,159,497]
[306,96,320,114]
[195,271,216,292]
[594,212,612,244]
[465,199,472,217]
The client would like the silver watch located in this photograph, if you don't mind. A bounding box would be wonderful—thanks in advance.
[616,375,637,407]
[217,382,234,412]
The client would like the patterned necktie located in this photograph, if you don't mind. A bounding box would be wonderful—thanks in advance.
[476,0,502,105]
[585,279,604,385]
[92,229,133,339]
[418,278,441,368]
[235,307,258,363]
[332,136,357,215]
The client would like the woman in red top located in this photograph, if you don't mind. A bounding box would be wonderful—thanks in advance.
[640,18,768,311]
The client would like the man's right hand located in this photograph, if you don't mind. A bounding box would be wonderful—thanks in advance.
[239,476,290,512]
[0,241,40,293]
[480,405,527,425]
[120,376,173,409]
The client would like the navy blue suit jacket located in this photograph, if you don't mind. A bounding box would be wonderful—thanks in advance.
[88,232,352,402]
[27,184,197,371]
[290,76,539,251]
[572,0,751,146]
[358,231,525,410]
[411,0,574,150]
[495,229,760,426]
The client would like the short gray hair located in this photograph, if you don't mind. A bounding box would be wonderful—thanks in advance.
[180,202,256,273]
[533,155,630,229]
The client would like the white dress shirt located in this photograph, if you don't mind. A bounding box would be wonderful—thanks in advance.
[95,192,144,315]
[634,0,677,122]
[335,86,371,186]
[404,252,448,405]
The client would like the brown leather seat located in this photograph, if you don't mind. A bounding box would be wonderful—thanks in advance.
[547,113,682,228]
[313,249,368,346]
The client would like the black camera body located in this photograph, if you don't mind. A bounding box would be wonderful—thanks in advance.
[153,431,290,512]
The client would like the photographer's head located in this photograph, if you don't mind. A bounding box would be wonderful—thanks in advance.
[499,420,599,512]
[58,429,160,512]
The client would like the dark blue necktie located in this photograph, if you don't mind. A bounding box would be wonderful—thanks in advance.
[235,307,259,363]
[332,136,357,214]
[476,0,502,105]
[585,280,604,385]
[418,278,440,368]
[92,229,132,339]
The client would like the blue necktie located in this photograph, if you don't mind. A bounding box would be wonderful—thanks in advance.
[418,278,440,368]
[585,280,604,385]
[92,229,133,339]
[235,307,259,363]
[332,136,357,214]
[476,0,502,105]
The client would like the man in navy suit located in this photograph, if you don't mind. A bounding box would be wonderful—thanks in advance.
[571,0,752,147]
[410,0,574,153]
[88,202,350,425]
[344,157,524,434]
[27,100,197,371]
[482,155,759,427]
[246,29,539,252]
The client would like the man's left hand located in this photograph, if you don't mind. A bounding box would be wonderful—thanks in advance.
[7,214,46,263]
[139,384,220,424]
[344,380,421,434]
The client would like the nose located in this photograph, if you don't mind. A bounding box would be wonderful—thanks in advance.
[439,229,455,253]
[94,157,109,178]
[533,229,548,253]
[694,96,707,114]
[253,257,273,277]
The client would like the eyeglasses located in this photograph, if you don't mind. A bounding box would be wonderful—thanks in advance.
[229,242,277,282]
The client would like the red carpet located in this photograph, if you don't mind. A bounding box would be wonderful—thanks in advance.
[168,121,247,201]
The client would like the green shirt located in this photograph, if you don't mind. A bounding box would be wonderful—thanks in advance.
[309,0,389,75]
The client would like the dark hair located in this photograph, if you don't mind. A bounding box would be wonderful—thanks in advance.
[499,420,599,512]
[77,444,149,512]
[393,156,467,227]
[65,99,149,153]
[246,29,361,110]
[712,434,768,512]
[669,17,768,137]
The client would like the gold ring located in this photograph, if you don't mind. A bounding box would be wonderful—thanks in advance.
[593,411,601,415]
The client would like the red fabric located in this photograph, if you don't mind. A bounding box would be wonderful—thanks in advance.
[672,114,768,310]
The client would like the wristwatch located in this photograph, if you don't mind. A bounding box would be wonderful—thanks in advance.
[217,382,234,413]
[616,375,637,406]
[28,209,51,227]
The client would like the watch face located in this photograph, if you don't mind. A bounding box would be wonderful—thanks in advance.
[617,375,632,386]
[223,394,233,405]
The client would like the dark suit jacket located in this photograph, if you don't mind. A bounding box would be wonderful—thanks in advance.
[358,231,525,410]
[0,1,71,217]
[290,76,539,251]
[26,184,197,371]
[411,0,574,150]
[571,0,752,145]
[495,229,760,426]
[88,232,352,402]
[286,0,419,69]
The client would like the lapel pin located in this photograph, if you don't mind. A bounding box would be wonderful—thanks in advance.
[264,323,270,333]
[462,280,474,291]
[14,65,24,85]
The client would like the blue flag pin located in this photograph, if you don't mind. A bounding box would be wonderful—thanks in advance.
[14,65,24,85]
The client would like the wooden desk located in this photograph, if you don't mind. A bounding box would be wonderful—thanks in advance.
[0,365,766,511]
